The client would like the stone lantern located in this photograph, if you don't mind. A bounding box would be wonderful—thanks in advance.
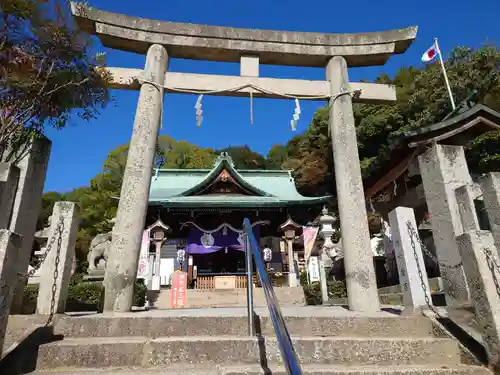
[279,217,301,287]
[147,218,171,289]
[318,206,339,303]
[319,206,339,259]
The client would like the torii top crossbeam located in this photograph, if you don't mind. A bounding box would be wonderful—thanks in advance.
[70,2,417,68]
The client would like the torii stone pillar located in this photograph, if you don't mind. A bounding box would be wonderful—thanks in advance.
[103,44,169,312]
[326,56,379,312]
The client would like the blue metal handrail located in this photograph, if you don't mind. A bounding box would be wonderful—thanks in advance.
[243,218,303,375]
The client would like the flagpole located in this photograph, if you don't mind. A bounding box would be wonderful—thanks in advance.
[434,38,456,110]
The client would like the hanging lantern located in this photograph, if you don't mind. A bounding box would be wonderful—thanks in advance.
[176,249,186,263]
[263,247,272,262]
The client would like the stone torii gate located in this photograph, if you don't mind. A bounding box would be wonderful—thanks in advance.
[71,2,417,313]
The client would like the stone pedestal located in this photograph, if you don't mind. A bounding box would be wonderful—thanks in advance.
[83,269,105,282]
[0,230,22,357]
[0,163,19,229]
[388,207,432,311]
[326,56,379,312]
[481,173,500,256]
[418,143,470,306]
[104,44,169,312]
[456,230,500,369]
[37,202,80,315]
[319,256,328,303]
[8,137,52,314]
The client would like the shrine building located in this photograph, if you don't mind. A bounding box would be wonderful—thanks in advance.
[141,152,330,290]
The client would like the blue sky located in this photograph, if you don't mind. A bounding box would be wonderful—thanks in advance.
[44,0,500,193]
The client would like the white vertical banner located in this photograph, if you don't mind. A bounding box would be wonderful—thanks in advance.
[308,256,320,282]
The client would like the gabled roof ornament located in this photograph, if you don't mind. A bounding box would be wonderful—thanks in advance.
[147,217,171,233]
[279,216,301,231]
[213,152,235,168]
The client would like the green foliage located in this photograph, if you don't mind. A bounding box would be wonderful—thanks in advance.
[68,282,103,305]
[0,0,111,160]
[37,191,64,230]
[38,45,500,269]
[133,279,147,307]
[302,281,347,305]
[266,144,288,169]
[22,280,147,314]
[300,272,347,305]
[467,130,500,173]
[216,145,267,169]
[284,45,500,195]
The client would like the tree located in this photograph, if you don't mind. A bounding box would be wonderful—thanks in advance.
[39,44,500,260]
[37,191,64,230]
[285,45,500,196]
[266,144,288,169]
[217,145,267,169]
[0,0,111,161]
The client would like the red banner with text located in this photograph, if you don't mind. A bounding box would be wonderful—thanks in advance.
[170,271,188,308]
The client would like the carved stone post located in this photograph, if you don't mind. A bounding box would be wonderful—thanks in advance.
[418,144,471,306]
[280,218,301,287]
[37,202,80,315]
[388,206,432,312]
[481,173,500,256]
[0,163,19,229]
[9,137,52,314]
[0,230,22,357]
[456,230,500,370]
[104,44,169,312]
[326,56,379,312]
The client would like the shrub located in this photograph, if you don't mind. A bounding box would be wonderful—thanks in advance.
[68,282,103,307]
[133,279,147,307]
[22,278,147,313]
[303,280,347,305]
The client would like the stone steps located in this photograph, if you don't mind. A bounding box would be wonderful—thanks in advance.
[24,307,491,374]
[31,364,492,375]
[36,336,462,369]
[53,313,435,338]
[152,287,305,309]
[3,315,49,355]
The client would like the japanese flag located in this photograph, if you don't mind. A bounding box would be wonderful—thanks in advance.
[421,41,439,63]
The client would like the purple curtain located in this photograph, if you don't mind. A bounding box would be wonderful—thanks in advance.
[185,225,260,255]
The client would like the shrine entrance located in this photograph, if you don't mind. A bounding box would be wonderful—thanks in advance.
[194,249,246,274]
[72,3,418,312]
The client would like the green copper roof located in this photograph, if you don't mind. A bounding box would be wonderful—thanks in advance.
[149,152,330,207]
